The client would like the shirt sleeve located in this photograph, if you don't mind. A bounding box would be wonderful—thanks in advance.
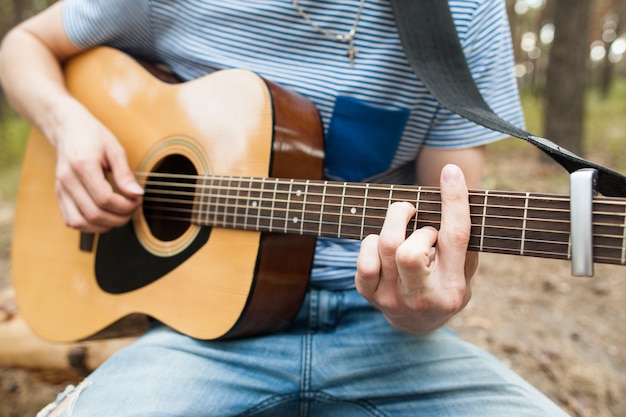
[423,0,525,148]
[63,0,154,58]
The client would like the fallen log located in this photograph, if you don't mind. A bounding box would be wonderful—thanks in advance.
[0,289,149,376]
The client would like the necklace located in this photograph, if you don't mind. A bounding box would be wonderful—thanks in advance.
[292,0,366,67]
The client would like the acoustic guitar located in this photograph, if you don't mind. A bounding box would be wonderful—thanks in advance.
[11,47,626,343]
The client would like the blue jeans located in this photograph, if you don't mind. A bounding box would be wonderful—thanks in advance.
[40,289,569,417]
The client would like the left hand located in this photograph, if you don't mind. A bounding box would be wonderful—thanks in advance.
[355,164,478,334]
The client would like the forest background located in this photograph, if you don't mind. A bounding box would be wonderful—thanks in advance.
[1,0,626,416]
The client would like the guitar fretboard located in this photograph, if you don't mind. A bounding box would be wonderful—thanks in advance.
[142,173,626,266]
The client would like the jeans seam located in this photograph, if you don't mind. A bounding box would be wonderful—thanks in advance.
[237,391,387,417]
[300,289,322,416]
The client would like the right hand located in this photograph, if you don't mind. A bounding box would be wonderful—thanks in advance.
[52,104,143,233]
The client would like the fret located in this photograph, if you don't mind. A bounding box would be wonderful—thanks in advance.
[255,178,266,231]
[318,181,328,237]
[223,177,233,228]
[297,181,323,235]
[242,178,252,230]
[337,183,348,238]
[359,184,395,236]
[320,182,344,238]
[232,177,248,229]
[590,199,626,264]
[479,191,489,252]
[360,184,370,240]
[193,176,206,225]
[268,179,292,234]
[213,176,224,226]
[412,186,422,234]
[413,188,440,230]
[191,176,206,225]
[520,192,530,255]
[268,178,279,232]
[282,179,306,235]
[257,177,275,232]
[300,180,310,235]
[207,176,218,226]
[339,184,369,240]
[285,179,294,234]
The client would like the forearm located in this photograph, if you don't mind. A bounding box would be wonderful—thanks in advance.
[0,3,83,146]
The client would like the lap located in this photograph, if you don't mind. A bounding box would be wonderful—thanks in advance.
[39,289,569,417]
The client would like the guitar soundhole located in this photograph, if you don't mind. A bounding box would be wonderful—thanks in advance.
[143,154,198,241]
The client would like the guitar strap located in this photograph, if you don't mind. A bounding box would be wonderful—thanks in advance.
[390,0,626,198]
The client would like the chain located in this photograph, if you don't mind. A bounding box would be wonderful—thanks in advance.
[291,0,366,67]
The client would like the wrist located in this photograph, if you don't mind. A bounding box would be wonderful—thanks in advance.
[36,96,86,148]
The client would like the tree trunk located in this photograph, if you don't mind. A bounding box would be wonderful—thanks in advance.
[543,0,593,158]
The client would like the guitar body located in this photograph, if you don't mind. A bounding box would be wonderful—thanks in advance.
[11,47,323,342]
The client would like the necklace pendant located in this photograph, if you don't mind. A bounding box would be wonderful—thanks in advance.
[347,40,358,67]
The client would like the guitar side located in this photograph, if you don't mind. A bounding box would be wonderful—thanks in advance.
[11,47,323,342]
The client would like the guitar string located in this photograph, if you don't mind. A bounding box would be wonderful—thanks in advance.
[139,208,624,247]
[141,194,626,227]
[138,182,626,225]
[138,212,624,263]
[144,206,616,262]
[132,180,626,261]
[139,192,625,244]
[135,171,626,209]
[139,194,626,233]
[136,181,625,254]
[139,178,626,215]
[138,188,626,256]
[133,173,626,247]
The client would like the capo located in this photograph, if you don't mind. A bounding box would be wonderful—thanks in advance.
[569,168,598,277]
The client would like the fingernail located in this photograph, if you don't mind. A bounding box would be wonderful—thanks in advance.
[127,182,144,195]
[442,164,462,184]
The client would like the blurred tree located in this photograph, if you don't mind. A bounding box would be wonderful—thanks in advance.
[1,0,55,116]
[544,0,593,157]
[595,0,625,97]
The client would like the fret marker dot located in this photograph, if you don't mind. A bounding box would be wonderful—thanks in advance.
[296,190,302,197]
[350,207,357,215]
[292,216,299,224]
[252,201,258,207]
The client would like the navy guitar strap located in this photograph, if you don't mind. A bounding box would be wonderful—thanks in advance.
[390,0,626,198]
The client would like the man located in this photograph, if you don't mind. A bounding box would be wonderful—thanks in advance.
[0,1,569,415]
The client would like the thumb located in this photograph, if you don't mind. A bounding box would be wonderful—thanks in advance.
[106,145,144,196]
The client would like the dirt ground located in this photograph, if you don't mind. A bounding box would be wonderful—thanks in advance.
[1,145,625,417]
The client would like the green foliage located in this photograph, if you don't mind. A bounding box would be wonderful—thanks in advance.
[0,109,29,198]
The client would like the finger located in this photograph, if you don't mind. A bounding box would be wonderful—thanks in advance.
[78,158,141,217]
[376,201,416,283]
[436,164,471,279]
[57,158,136,230]
[395,226,438,294]
[56,182,117,233]
[355,234,382,296]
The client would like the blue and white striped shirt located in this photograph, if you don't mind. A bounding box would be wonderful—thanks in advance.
[64,0,524,289]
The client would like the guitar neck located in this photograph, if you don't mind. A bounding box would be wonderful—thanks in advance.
[143,174,626,266]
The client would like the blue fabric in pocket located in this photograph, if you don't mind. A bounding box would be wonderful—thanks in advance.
[325,96,410,182]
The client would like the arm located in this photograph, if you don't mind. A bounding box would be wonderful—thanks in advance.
[0,2,142,233]
[355,146,484,334]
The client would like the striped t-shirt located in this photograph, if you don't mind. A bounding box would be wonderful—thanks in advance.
[63,0,524,289]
